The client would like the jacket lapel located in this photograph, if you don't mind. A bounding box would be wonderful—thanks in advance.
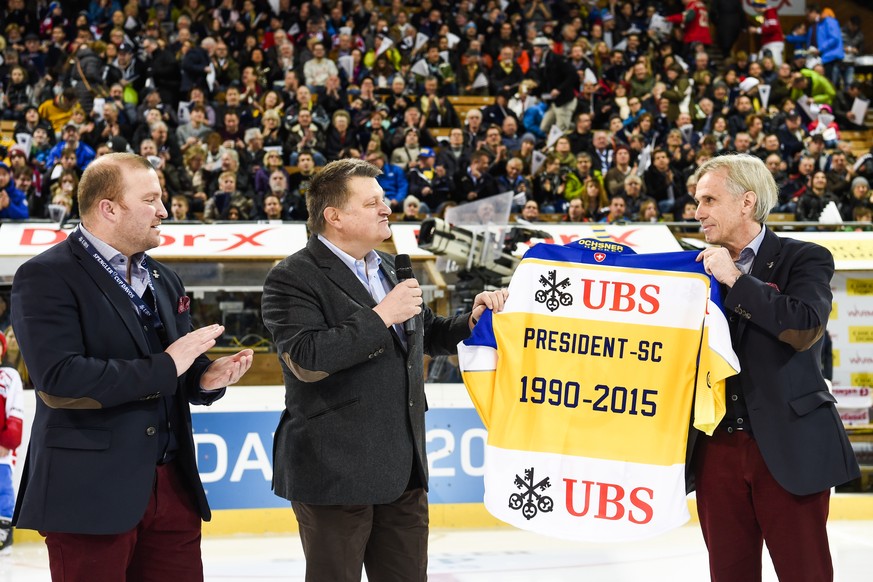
[68,237,151,355]
[750,227,781,282]
[735,227,781,340]
[145,258,179,341]
[308,237,410,353]
[309,236,376,309]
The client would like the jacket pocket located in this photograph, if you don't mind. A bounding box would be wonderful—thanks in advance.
[307,398,360,420]
[44,426,111,450]
[789,391,837,417]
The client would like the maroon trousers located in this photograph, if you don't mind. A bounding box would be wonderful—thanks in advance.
[292,487,429,582]
[43,462,203,582]
[695,430,833,582]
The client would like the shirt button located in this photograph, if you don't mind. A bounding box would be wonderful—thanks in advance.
[408,364,413,369]
[409,400,414,407]
[737,417,744,424]
[731,394,738,401]
[727,426,734,434]
[146,426,156,436]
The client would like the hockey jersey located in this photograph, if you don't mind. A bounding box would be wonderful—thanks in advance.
[759,8,785,46]
[666,0,712,46]
[0,364,24,467]
[458,240,739,542]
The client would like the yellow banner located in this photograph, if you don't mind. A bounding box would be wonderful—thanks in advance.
[851,372,873,387]
[849,327,873,343]
[846,279,873,296]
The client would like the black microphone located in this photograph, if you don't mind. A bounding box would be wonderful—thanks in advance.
[394,254,416,335]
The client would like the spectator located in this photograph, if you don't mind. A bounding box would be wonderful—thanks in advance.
[833,81,867,130]
[508,131,534,171]
[390,127,422,170]
[780,154,816,212]
[489,45,524,96]
[323,110,360,163]
[303,41,339,93]
[0,163,28,220]
[581,175,609,222]
[804,4,845,86]
[791,69,836,105]
[749,0,786,66]
[37,87,78,138]
[260,108,287,150]
[287,151,317,215]
[204,171,252,221]
[636,197,662,222]
[561,197,586,222]
[777,110,805,161]
[796,170,838,222]
[519,199,541,222]
[405,147,450,213]
[533,154,565,212]
[567,113,594,155]
[825,150,852,200]
[600,194,628,224]
[620,174,646,217]
[176,104,212,148]
[840,177,870,222]
[531,36,578,133]
[286,108,326,166]
[253,150,287,197]
[46,123,97,170]
[496,154,530,198]
[645,148,686,214]
[840,16,863,89]
[169,194,191,221]
[259,193,285,221]
[438,127,473,179]
[368,151,409,213]
[401,195,423,222]
[419,76,460,129]
[452,150,498,204]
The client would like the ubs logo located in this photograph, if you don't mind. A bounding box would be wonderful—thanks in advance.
[535,270,573,312]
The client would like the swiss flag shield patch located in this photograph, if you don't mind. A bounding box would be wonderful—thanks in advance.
[594,252,606,262]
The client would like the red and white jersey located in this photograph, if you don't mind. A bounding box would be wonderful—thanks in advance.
[760,8,785,45]
[667,0,712,46]
[0,366,24,467]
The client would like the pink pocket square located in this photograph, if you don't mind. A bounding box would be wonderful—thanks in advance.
[178,296,191,314]
[765,282,780,292]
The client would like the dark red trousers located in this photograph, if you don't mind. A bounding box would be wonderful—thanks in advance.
[292,487,429,582]
[695,430,833,582]
[43,462,203,582]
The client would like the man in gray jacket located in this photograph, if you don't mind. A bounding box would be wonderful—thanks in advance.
[262,158,506,581]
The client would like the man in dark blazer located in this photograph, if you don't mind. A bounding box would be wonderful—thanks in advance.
[10,153,253,581]
[692,154,859,582]
[261,158,507,581]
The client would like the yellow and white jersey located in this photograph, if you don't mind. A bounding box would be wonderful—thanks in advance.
[458,240,739,542]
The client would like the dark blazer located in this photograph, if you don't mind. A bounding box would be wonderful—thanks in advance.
[710,228,860,495]
[10,236,222,535]
[261,236,471,505]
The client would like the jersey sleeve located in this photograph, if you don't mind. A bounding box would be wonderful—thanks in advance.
[0,367,25,450]
[457,309,498,430]
[693,299,741,435]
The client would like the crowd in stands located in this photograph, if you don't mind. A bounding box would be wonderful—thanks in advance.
[0,0,872,228]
